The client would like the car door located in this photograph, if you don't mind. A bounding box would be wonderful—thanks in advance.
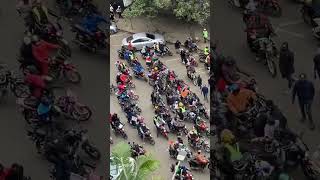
[132,38,148,50]
[143,38,154,48]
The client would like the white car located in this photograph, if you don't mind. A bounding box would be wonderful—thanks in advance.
[121,32,165,50]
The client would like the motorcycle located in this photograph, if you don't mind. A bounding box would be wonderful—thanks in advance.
[49,58,82,83]
[133,65,148,82]
[257,0,282,17]
[252,37,278,77]
[0,70,30,98]
[130,142,145,158]
[55,90,92,121]
[154,123,169,139]
[169,142,192,160]
[195,120,210,137]
[36,20,72,57]
[111,122,128,139]
[56,0,99,17]
[169,122,189,135]
[116,89,139,101]
[71,24,107,53]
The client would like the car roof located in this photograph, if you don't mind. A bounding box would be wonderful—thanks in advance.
[133,33,147,39]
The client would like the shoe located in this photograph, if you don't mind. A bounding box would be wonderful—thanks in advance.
[309,122,316,130]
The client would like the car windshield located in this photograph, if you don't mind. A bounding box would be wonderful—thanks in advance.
[146,33,155,39]
[127,36,133,42]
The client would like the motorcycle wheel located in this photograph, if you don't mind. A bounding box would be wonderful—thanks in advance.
[267,57,277,78]
[129,83,136,88]
[12,82,30,98]
[64,70,81,83]
[132,95,139,100]
[71,105,92,121]
[122,131,128,139]
[83,143,101,160]
[150,138,155,145]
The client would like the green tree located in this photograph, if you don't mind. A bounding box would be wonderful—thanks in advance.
[111,142,161,180]
[123,0,209,26]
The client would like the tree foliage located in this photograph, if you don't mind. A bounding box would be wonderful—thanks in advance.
[123,0,210,26]
[111,142,161,180]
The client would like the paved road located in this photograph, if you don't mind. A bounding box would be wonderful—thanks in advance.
[110,31,210,179]
[213,0,320,178]
[0,1,108,179]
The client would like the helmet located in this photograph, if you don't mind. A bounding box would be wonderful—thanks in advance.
[23,37,31,45]
[154,67,158,71]
[198,150,201,153]
[178,102,183,107]
[229,83,240,92]
[31,35,39,42]
[221,129,235,144]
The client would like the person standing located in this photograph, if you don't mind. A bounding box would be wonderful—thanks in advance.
[197,75,202,89]
[116,5,122,18]
[292,73,315,130]
[202,28,209,43]
[313,45,320,79]
[201,85,209,101]
[279,42,295,92]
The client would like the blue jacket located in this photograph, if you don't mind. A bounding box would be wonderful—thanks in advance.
[133,64,144,73]
[292,80,315,103]
[81,14,107,33]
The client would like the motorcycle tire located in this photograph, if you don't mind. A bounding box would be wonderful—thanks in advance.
[83,143,101,160]
[150,138,155,145]
[132,95,139,100]
[267,58,277,78]
[71,105,92,121]
[122,131,128,139]
[64,70,81,83]
[129,83,136,88]
[12,82,30,98]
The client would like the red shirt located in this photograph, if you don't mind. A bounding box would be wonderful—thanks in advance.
[32,40,59,62]
[25,74,45,88]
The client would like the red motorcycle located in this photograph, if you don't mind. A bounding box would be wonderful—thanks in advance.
[195,120,210,137]
[49,58,81,83]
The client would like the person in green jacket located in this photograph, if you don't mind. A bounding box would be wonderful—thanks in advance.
[203,28,209,43]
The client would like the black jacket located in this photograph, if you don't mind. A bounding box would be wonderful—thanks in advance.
[292,80,315,103]
[279,49,294,78]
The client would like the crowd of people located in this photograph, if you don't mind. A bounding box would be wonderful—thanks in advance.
[110,24,212,178]
[210,0,320,179]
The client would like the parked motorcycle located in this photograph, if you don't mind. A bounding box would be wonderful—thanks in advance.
[55,90,92,121]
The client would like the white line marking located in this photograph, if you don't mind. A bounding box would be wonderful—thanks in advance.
[278,20,304,28]
[111,32,128,37]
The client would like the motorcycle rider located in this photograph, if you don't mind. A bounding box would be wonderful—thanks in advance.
[110,113,121,130]
[188,128,200,146]
[192,150,209,167]
[20,36,37,68]
[31,35,60,78]
[24,69,48,98]
[153,114,166,135]
[137,123,150,140]
[204,46,210,56]
[31,0,50,27]
[226,83,257,115]
[80,13,107,44]
[175,40,181,51]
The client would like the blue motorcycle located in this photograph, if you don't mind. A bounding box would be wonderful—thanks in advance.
[133,64,148,82]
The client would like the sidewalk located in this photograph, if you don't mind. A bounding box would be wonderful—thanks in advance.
[115,16,209,47]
